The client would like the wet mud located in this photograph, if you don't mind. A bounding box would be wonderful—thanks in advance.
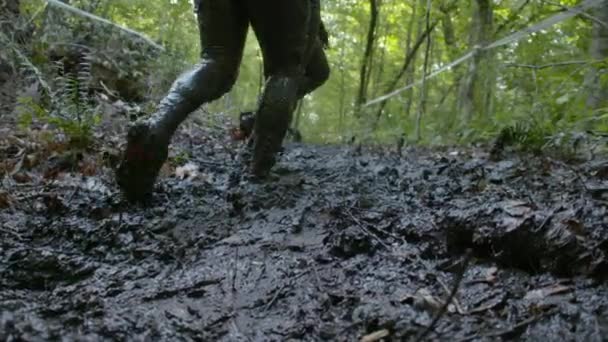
[2,121,608,341]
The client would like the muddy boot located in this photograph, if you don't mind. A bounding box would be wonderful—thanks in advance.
[239,111,256,138]
[251,119,286,178]
[250,77,298,178]
[116,120,170,201]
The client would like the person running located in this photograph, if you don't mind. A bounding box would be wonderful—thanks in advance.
[116,0,329,201]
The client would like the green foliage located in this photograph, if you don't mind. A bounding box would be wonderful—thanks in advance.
[17,56,101,148]
[9,0,608,155]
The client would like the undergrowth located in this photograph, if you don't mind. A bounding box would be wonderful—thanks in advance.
[489,116,608,161]
[14,51,100,149]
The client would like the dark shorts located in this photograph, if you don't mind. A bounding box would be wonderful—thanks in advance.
[195,0,322,76]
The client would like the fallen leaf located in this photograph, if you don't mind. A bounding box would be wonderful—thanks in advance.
[9,154,25,176]
[24,153,39,169]
[0,191,12,209]
[79,158,99,176]
[485,266,499,284]
[159,163,174,178]
[12,172,32,183]
[412,288,443,313]
[43,193,67,214]
[83,178,112,196]
[502,200,532,217]
[175,162,199,181]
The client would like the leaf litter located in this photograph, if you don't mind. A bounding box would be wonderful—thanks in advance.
[1,116,608,341]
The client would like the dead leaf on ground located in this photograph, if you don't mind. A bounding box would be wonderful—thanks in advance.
[466,291,506,314]
[404,288,445,313]
[485,266,498,284]
[9,153,25,176]
[159,163,174,178]
[0,191,13,209]
[12,172,33,183]
[175,162,200,181]
[43,193,67,214]
[24,153,39,169]
[499,200,534,232]
[79,156,100,177]
[501,200,533,217]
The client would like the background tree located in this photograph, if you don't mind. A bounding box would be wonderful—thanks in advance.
[585,1,608,111]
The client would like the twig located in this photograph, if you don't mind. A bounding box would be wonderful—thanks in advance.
[0,226,25,241]
[348,208,406,244]
[232,247,239,292]
[346,209,392,250]
[415,250,472,341]
[253,257,267,290]
[230,320,253,342]
[504,60,592,70]
[543,0,608,29]
[436,278,465,314]
[310,260,325,293]
[264,281,289,312]
[537,210,556,231]
[45,0,164,51]
[361,329,390,342]
[264,271,308,312]
[317,171,344,184]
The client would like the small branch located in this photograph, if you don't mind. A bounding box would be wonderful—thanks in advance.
[415,250,471,341]
[231,247,239,292]
[504,60,592,70]
[264,271,308,312]
[543,0,608,29]
[45,0,164,51]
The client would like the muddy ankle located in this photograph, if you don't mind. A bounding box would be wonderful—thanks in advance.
[131,119,170,146]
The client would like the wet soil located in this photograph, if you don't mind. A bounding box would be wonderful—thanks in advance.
[2,118,608,341]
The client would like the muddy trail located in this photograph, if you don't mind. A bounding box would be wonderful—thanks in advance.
[2,119,608,341]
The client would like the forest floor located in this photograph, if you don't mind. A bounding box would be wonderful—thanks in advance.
[2,101,608,341]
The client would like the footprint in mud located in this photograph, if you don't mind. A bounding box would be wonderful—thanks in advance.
[3,248,96,290]
[325,226,378,258]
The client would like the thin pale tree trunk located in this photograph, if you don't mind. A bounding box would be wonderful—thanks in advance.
[585,1,608,110]
[457,0,494,122]
[354,0,380,118]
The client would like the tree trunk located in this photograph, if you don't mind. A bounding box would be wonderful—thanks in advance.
[439,1,460,121]
[457,0,495,122]
[415,0,433,142]
[354,0,380,117]
[585,1,608,110]
[293,100,303,131]
[405,0,424,120]
[338,43,346,137]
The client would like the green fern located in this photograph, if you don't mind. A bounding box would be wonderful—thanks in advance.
[15,49,100,149]
[491,119,554,158]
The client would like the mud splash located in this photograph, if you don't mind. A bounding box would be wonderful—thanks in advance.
[2,121,608,341]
